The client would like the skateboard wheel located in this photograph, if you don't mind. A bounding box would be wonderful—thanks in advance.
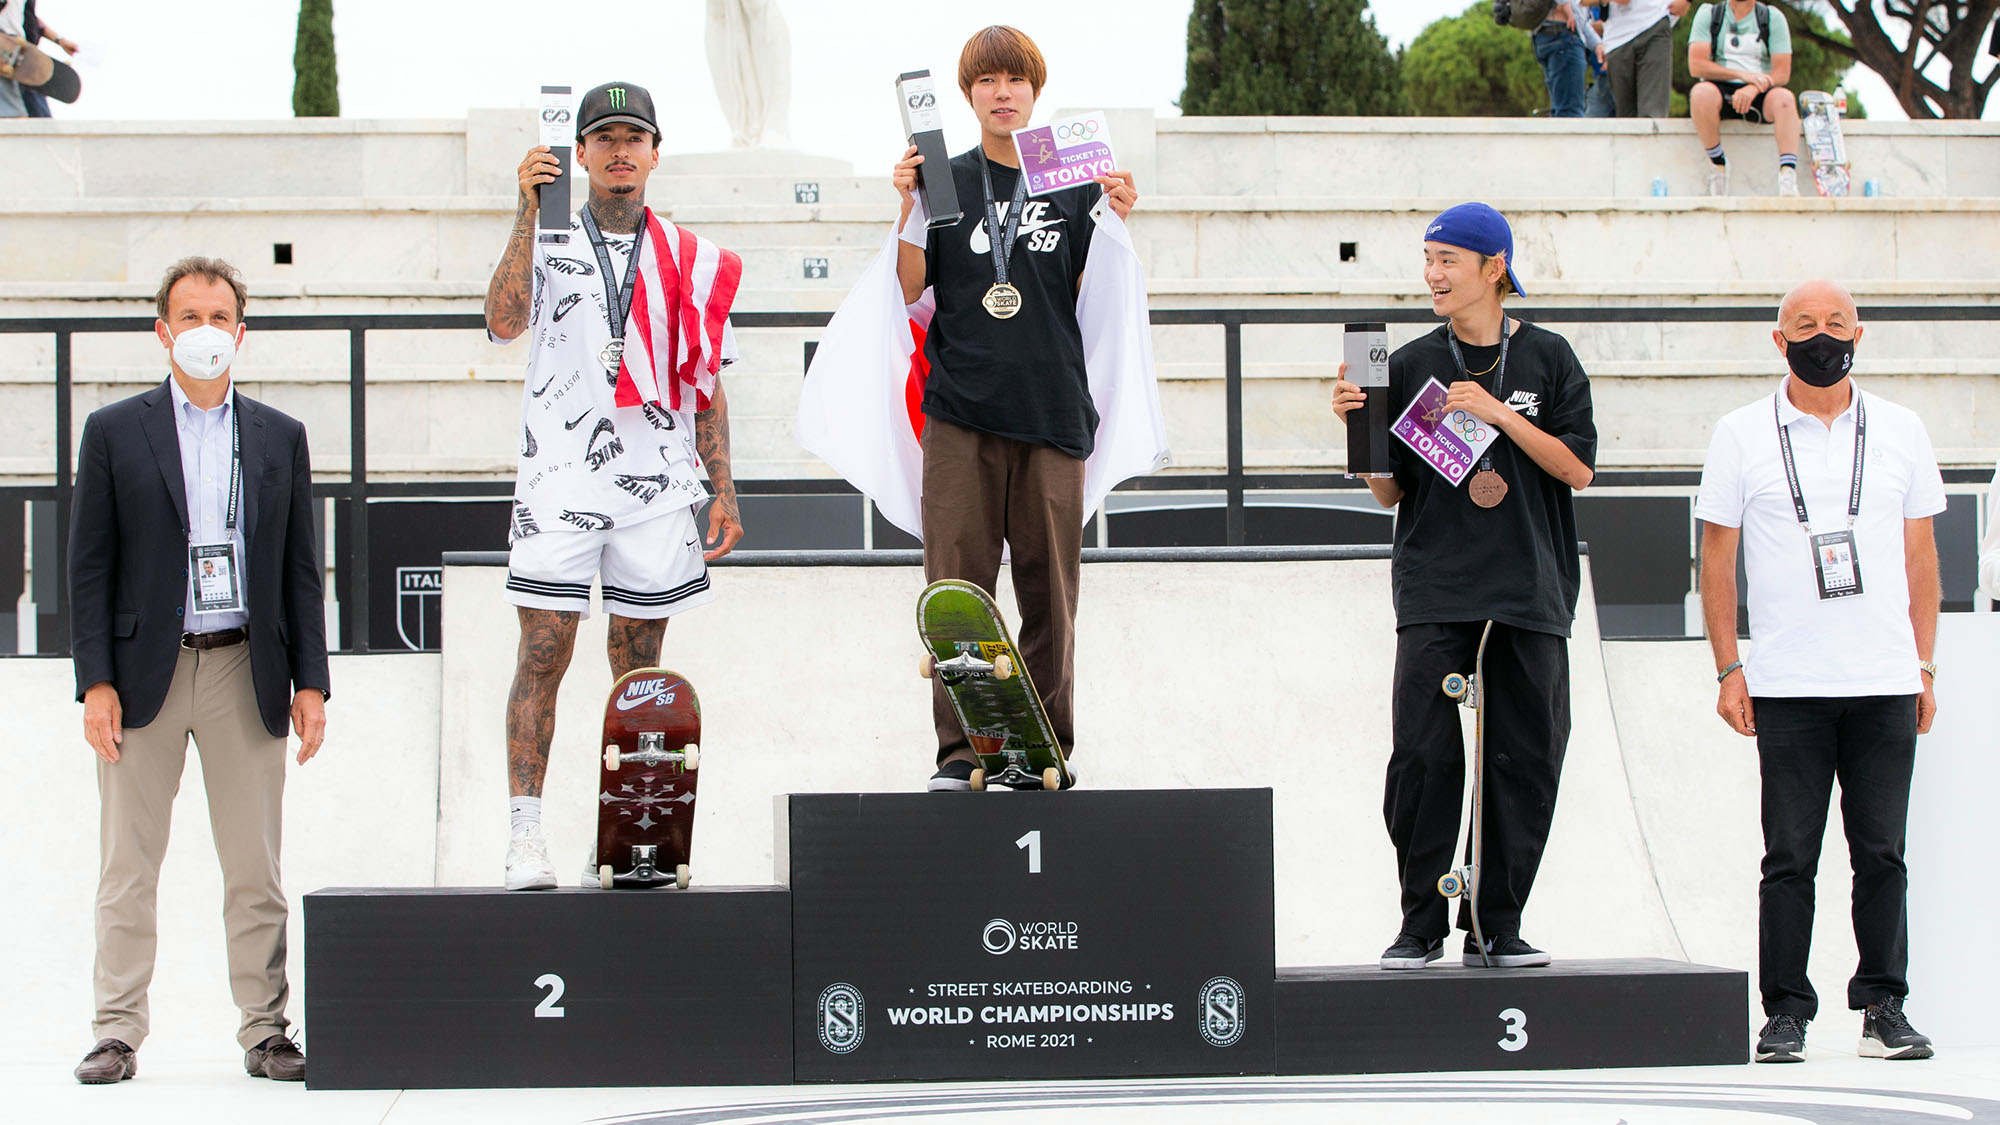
[992,654,1015,680]
[1438,872,1463,898]
[675,863,690,890]
[1043,766,1060,791]
[682,743,699,771]
[1442,673,1468,700]
[598,864,614,890]
[970,767,987,791]
[919,653,935,680]
[604,743,620,771]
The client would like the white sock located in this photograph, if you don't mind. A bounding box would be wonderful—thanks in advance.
[510,796,542,837]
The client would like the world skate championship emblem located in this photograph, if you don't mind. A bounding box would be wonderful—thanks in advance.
[817,983,865,1054]
[1197,976,1245,1047]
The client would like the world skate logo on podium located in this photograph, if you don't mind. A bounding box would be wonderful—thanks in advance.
[817,983,866,1054]
[981,917,1080,954]
[1197,976,1246,1047]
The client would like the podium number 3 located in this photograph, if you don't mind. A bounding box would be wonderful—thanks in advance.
[535,973,566,1019]
[1497,1007,1527,1052]
[1016,829,1042,874]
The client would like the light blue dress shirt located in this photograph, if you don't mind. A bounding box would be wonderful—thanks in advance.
[168,378,251,633]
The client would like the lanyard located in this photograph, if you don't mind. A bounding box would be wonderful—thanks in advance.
[977,156,1030,286]
[1774,390,1865,533]
[578,205,645,341]
[186,399,240,536]
[1444,327,1509,470]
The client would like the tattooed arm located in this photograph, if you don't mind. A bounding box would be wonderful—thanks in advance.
[697,379,744,561]
[486,146,558,340]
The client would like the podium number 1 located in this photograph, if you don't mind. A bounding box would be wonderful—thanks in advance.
[1016,829,1042,874]
[535,974,566,1018]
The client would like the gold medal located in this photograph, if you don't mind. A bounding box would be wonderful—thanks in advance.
[982,283,1022,320]
[1468,469,1508,509]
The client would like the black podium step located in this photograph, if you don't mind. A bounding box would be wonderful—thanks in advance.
[304,885,793,1089]
[1277,958,1747,1075]
[786,789,1277,1082]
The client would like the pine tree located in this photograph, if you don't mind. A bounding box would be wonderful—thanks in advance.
[293,0,340,118]
[1182,0,1406,116]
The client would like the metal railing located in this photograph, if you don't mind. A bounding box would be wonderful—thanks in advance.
[6,302,1995,653]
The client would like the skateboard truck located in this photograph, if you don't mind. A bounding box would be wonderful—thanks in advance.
[920,650,1015,681]
[604,730,700,772]
[629,844,659,882]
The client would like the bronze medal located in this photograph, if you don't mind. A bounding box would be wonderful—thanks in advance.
[1468,469,1508,508]
[982,282,1022,320]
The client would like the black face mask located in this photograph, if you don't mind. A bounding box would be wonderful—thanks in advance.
[1784,331,1854,388]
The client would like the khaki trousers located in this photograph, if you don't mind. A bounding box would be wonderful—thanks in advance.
[921,417,1085,761]
[93,641,290,1050]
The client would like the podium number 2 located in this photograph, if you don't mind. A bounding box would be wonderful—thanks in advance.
[535,974,566,1019]
[1497,1007,1527,1052]
[1016,829,1042,874]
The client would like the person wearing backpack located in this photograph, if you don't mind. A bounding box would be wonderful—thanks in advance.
[1688,0,1802,197]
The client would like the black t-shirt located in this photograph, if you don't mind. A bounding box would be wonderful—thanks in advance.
[922,149,1099,459]
[1385,321,1597,637]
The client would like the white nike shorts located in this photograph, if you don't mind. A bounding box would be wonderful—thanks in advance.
[503,504,714,620]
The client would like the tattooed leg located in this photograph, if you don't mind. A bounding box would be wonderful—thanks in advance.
[607,614,668,679]
[506,607,580,797]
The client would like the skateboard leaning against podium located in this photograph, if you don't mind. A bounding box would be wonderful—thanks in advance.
[917,578,1073,791]
[1437,621,1493,966]
[595,667,701,888]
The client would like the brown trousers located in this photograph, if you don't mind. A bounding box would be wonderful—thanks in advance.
[93,642,291,1051]
[921,417,1085,761]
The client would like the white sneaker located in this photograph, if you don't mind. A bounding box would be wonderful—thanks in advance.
[580,850,603,888]
[504,830,557,890]
[1777,166,1800,197]
[1707,165,1730,197]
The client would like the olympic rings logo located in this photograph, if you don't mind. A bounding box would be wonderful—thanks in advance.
[1054,120,1102,142]
[1450,413,1487,443]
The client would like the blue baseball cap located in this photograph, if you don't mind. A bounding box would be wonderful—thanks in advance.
[1424,202,1526,297]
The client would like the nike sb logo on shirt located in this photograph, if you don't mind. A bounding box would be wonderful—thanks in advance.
[969,199,1066,255]
[1506,391,1542,418]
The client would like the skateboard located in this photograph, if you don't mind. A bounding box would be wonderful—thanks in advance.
[917,579,1072,791]
[1437,621,1494,966]
[0,34,81,103]
[595,668,701,889]
[1800,91,1851,198]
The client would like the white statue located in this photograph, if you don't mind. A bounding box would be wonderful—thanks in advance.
[705,0,791,149]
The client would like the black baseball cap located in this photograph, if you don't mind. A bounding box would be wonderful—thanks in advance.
[576,81,659,142]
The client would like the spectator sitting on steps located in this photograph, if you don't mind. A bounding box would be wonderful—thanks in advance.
[1688,0,1802,197]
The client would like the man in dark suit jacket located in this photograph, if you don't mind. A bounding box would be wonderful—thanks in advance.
[68,256,330,1085]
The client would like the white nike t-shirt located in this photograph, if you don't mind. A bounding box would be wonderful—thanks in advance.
[495,210,738,541]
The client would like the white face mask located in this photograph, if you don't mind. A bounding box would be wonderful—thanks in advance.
[169,324,240,381]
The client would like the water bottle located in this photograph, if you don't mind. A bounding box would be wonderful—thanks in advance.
[1651,177,1669,197]
[1863,179,1880,197]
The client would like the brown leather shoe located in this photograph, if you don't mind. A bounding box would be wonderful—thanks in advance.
[244,1034,305,1081]
[74,1038,137,1084]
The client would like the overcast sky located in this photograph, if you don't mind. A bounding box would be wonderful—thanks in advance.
[33,1,1967,177]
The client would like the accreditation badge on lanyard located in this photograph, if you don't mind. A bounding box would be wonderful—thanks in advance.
[1774,393,1865,601]
[189,411,247,615]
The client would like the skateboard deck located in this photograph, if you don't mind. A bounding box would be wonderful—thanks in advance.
[0,35,80,102]
[1801,91,1851,198]
[1437,621,1494,966]
[595,668,700,888]
[917,579,1071,791]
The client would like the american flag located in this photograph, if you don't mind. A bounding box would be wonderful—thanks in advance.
[616,210,743,412]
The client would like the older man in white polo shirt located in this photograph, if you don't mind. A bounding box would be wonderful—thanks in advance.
[1695,279,1943,1066]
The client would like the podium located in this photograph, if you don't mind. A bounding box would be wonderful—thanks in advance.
[785,790,1277,1081]
[303,886,792,1089]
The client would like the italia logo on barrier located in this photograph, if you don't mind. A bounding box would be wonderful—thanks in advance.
[818,983,865,1054]
[1198,976,1245,1047]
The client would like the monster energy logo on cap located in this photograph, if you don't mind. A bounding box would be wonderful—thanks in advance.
[576,81,659,141]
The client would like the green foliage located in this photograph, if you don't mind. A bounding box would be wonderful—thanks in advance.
[1400,2,1547,116]
[1670,2,1864,118]
[292,0,340,118]
[1181,0,1407,115]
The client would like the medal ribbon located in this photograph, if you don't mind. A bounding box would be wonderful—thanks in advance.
[579,205,646,343]
[1444,327,1509,473]
[977,156,1030,287]
[1774,390,1865,534]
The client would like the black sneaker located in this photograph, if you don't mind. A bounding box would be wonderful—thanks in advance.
[1859,996,1934,1060]
[927,759,974,792]
[1463,933,1551,967]
[1756,1013,1809,1063]
[1378,932,1444,970]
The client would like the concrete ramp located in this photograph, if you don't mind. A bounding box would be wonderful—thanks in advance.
[437,549,1684,967]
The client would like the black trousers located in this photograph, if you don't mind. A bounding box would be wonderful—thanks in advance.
[1754,694,1918,1019]
[1385,622,1571,941]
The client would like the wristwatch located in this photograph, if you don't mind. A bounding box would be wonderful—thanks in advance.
[1919,661,1938,680]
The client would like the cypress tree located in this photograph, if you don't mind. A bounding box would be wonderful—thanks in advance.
[1182,0,1405,116]
[293,0,340,118]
